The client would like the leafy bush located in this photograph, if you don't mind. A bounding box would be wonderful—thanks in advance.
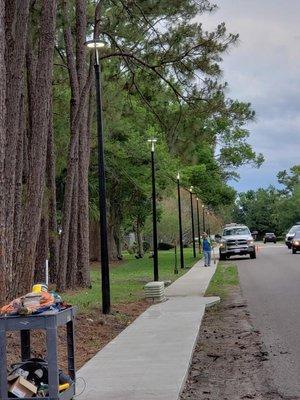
[158,242,175,250]
[143,241,151,252]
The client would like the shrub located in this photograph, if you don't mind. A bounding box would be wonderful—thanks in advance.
[143,241,151,252]
[157,242,174,251]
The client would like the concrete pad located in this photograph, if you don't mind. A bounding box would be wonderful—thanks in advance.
[77,258,219,400]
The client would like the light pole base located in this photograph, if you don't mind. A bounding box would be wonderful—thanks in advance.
[144,281,166,302]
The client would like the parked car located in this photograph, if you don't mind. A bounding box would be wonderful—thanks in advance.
[219,224,256,260]
[291,231,300,254]
[263,232,276,243]
[285,223,300,248]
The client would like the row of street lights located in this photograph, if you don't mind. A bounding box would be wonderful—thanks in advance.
[151,147,211,280]
[176,176,208,270]
[189,186,196,258]
[86,37,212,314]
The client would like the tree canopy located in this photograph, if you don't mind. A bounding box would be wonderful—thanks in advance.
[0,0,262,302]
[234,166,300,237]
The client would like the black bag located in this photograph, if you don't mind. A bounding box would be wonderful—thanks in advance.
[10,358,73,387]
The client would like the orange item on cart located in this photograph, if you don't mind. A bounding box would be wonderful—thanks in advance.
[0,291,55,316]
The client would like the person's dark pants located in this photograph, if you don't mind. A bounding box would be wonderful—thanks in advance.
[203,250,211,266]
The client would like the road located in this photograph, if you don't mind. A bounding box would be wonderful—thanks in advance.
[236,243,300,397]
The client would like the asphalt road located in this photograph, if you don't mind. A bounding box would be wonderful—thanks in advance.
[236,243,300,397]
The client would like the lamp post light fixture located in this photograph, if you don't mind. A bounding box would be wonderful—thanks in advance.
[148,138,159,281]
[85,38,105,52]
[196,198,201,254]
[189,186,196,258]
[177,173,184,269]
[202,204,206,233]
[85,38,110,314]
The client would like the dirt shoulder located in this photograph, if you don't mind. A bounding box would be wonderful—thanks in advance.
[180,263,296,400]
[6,300,150,372]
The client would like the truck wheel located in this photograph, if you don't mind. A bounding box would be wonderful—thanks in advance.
[293,247,297,254]
[219,252,226,261]
[250,251,256,259]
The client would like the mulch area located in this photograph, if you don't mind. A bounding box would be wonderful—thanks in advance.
[6,300,150,373]
[180,286,296,400]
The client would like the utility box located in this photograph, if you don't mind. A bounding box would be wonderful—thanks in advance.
[0,307,76,400]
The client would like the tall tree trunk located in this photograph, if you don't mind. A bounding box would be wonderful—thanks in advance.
[12,92,25,267]
[114,225,123,260]
[46,105,59,284]
[58,131,79,290]
[77,97,91,287]
[66,159,79,289]
[135,220,144,258]
[34,209,49,283]
[18,0,57,294]
[75,0,90,287]
[107,207,120,261]
[107,182,123,261]
[107,223,118,261]
[58,0,91,290]
[4,0,30,296]
[57,90,93,290]
[89,219,100,262]
[0,0,6,305]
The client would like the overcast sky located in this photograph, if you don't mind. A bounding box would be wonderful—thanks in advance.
[199,0,300,192]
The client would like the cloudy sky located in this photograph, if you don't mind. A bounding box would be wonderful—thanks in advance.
[199,0,300,192]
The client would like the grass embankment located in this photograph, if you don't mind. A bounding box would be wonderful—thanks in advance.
[65,248,200,312]
[205,261,238,300]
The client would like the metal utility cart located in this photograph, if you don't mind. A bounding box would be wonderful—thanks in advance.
[0,307,76,400]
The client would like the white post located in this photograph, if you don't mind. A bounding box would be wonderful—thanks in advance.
[45,259,49,286]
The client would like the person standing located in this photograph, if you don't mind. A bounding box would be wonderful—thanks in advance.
[202,232,212,267]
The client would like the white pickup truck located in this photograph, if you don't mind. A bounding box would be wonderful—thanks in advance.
[219,224,256,260]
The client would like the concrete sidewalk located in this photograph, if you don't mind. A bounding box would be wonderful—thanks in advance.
[77,258,219,400]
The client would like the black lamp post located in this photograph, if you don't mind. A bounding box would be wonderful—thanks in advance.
[148,138,159,281]
[202,204,206,233]
[196,197,201,254]
[189,186,196,258]
[177,173,184,268]
[207,210,211,236]
[85,39,110,314]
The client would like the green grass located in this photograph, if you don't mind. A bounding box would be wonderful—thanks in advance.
[205,262,238,300]
[65,248,200,312]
